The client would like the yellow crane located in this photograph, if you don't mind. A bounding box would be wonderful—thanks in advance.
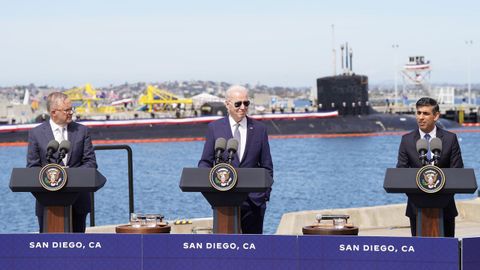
[63,83,116,114]
[138,85,192,113]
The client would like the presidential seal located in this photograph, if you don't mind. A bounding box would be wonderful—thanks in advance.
[209,163,238,191]
[39,163,68,191]
[416,165,446,194]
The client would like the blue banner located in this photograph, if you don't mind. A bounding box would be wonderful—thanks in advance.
[0,234,462,270]
[299,235,458,270]
[0,234,141,270]
[462,237,480,270]
[144,234,297,270]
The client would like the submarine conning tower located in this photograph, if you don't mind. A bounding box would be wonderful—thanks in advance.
[316,74,370,116]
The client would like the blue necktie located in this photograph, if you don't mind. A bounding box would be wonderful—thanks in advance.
[424,133,432,162]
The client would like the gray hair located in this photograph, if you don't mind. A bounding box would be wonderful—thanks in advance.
[47,92,69,112]
[225,85,248,100]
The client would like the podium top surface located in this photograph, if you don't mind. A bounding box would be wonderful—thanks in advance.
[180,167,273,192]
[10,167,107,192]
[384,168,477,194]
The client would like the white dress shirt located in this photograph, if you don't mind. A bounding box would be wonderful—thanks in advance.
[49,119,68,165]
[418,126,437,141]
[418,126,437,165]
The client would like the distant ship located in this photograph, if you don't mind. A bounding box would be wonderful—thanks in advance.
[0,44,463,145]
[0,73,460,145]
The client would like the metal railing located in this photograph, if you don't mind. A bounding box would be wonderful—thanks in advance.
[90,144,134,226]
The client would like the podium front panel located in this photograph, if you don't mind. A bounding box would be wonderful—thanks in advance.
[384,168,477,194]
[10,167,107,193]
[180,168,273,192]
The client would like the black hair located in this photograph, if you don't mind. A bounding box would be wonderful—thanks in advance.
[416,97,439,114]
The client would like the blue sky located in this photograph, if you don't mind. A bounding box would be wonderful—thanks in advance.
[0,0,478,87]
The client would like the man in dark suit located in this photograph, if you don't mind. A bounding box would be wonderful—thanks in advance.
[198,85,274,234]
[27,92,97,233]
[396,97,463,237]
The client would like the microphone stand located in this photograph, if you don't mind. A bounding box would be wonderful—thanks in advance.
[214,152,224,166]
[419,152,428,167]
[432,152,441,166]
[57,151,66,165]
[227,150,236,164]
[46,153,54,164]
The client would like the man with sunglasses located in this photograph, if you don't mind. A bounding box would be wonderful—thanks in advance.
[27,92,97,233]
[198,85,274,234]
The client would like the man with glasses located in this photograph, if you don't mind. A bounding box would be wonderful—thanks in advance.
[396,97,463,237]
[198,85,274,234]
[27,92,97,233]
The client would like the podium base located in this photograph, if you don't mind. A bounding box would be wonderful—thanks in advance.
[213,207,241,234]
[417,208,444,237]
[43,206,72,233]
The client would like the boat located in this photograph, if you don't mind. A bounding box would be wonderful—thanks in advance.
[0,46,464,145]
[0,74,461,145]
[403,56,431,70]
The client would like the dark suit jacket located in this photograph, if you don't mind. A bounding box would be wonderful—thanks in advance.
[396,126,463,218]
[27,121,97,216]
[198,116,274,206]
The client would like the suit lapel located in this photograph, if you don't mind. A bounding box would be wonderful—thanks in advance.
[412,130,423,167]
[413,129,420,142]
[222,117,233,140]
[435,126,445,166]
[221,117,237,166]
[240,117,254,166]
[435,126,444,140]
[42,122,55,142]
[42,122,57,163]
[66,123,76,166]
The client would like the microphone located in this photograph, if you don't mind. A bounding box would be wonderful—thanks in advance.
[214,137,227,165]
[430,138,442,165]
[57,140,71,165]
[226,138,239,164]
[416,138,428,166]
[46,140,59,162]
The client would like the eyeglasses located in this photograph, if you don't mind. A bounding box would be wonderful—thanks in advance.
[55,108,75,114]
[233,100,250,108]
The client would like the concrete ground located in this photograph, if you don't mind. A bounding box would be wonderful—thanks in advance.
[275,198,480,238]
[86,198,480,237]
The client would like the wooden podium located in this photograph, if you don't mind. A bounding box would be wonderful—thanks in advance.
[180,168,273,234]
[10,167,106,233]
[384,168,477,237]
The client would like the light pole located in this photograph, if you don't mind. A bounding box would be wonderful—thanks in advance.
[392,44,399,106]
[465,40,473,105]
[332,24,336,76]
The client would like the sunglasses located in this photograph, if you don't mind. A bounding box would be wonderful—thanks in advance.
[233,100,250,108]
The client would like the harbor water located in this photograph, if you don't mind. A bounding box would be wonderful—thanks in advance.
[1,129,480,234]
